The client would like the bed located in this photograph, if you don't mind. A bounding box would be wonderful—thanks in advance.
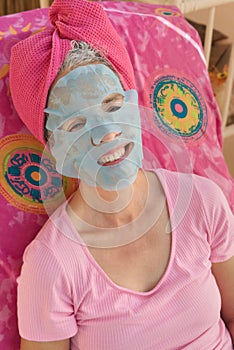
[0,1,234,348]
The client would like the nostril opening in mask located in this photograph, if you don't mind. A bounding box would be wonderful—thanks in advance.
[91,132,122,146]
[91,126,122,146]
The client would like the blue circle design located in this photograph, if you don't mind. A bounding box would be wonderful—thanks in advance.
[25,165,47,186]
[170,98,188,119]
[163,11,172,16]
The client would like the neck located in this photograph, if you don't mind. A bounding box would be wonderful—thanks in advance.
[69,169,148,227]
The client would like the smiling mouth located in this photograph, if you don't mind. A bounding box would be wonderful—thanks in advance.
[98,142,133,166]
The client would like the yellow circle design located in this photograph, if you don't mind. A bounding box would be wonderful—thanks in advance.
[156,83,200,134]
[0,134,78,214]
[150,74,208,142]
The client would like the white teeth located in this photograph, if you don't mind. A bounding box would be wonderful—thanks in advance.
[99,147,125,165]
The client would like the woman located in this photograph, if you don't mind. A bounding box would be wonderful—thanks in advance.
[10,1,234,349]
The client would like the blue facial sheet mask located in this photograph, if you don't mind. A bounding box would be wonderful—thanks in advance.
[45,64,143,191]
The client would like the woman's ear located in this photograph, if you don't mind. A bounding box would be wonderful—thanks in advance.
[46,131,55,149]
[44,113,55,149]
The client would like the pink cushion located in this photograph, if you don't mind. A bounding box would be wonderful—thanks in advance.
[102,1,233,211]
[0,3,233,349]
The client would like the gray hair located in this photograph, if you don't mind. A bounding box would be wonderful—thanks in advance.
[59,40,114,73]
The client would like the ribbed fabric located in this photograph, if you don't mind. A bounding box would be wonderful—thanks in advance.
[9,0,136,145]
[17,169,234,349]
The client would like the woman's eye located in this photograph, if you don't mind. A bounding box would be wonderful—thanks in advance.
[68,122,85,132]
[59,117,86,132]
[102,93,124,113]
[106,105,122,113]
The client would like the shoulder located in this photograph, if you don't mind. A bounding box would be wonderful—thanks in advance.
[33,199,80,251]
[154,168,229,203]
[153,168,233,226]
[21,199,87,283]
[151,169,234,261]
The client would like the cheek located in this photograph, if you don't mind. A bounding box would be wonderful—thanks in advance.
[67,133,92,159]
[122,125,140,139]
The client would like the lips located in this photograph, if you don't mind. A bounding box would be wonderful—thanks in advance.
[98,142,133,166]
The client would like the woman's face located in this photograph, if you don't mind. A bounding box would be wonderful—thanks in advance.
[45,63,143,191]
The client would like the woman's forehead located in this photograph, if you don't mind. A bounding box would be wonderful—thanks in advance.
[52,62,113,89]
[48,64,124,106]
[45,63,126,129]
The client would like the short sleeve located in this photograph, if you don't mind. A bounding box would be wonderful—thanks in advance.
[200,179,234,263]
[17,239,78,341]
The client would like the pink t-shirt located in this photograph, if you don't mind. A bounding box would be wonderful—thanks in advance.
[17,169,234,349]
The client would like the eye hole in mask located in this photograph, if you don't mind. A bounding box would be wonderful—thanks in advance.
[101,93,124,113]
[58,116,87,133]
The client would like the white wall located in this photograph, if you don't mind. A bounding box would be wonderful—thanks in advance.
[186,3,234,43]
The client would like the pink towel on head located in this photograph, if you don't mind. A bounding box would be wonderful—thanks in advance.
[9,0,135,145]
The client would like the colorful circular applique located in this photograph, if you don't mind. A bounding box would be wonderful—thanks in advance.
[150,75,208,142]
[0,134,78,214]
[155,7,181,17]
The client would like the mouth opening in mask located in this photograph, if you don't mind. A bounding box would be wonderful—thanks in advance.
[98,142,134,166]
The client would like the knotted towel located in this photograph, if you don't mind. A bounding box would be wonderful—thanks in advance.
[10,0,135,144]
